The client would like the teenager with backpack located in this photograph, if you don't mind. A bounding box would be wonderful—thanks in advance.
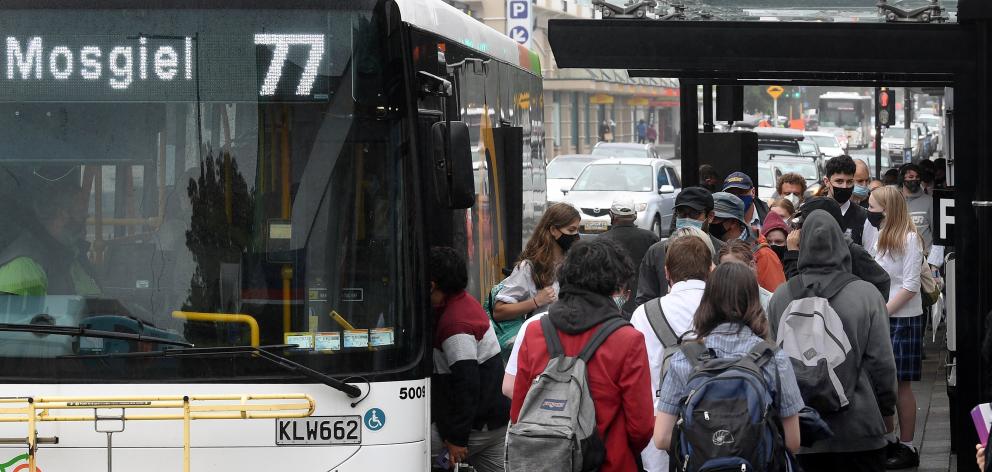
[429,247,509,472]
[488,203,580,357]
[653,263,804,472]
[508,238,653,472]
[867,186,926,469]
[630,236,711,472]
[767,210,897,472]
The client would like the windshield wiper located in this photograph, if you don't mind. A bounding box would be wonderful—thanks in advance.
[0,322,193,347]
[60,345,363,399]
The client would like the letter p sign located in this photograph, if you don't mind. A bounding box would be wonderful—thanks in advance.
[510,0,528,19]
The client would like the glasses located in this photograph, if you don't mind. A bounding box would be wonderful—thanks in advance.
[676,208,703,219]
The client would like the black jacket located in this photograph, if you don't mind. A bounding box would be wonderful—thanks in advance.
[599,222,659,314]
[782,238,890,302]
[841,203,869,246]
[635,234,724,306]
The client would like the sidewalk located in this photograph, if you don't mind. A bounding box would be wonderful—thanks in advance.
[911,319,955,472]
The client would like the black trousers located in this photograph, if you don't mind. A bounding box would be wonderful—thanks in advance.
[797,447,887,472]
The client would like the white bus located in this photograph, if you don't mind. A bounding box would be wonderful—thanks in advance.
[817,91,873,149]
[0,0,544,470]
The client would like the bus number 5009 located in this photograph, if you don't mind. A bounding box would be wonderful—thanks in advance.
[399,386,426,400]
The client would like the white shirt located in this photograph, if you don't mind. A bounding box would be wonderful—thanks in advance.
[873,231,924,318]
[630,279,705,472]
[504,313,545,376]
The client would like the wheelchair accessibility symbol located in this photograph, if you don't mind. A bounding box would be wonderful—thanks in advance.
[364,408,386,431]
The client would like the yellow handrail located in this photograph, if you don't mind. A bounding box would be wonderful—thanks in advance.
[172,311,260,347]
[0,393,315,472]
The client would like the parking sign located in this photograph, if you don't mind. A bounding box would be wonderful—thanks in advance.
[506,0,532,48]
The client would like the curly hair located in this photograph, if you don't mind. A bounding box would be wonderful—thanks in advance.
[429,247,468,295]
[776,172,807,196]
[558,238,634,296]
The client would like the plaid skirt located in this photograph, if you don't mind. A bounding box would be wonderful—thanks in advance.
[890,314,924,382]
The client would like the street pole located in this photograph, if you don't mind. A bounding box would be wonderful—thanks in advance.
[875,86,882,179]
[773,97,779,126]
[904,87,913,164]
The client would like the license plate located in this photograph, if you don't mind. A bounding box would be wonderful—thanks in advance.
[583,220,608,232]
[275,416,362,445]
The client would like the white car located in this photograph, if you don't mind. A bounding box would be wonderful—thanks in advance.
[546,154,598,202]
[560,158,681,237]
[804,131,845,158]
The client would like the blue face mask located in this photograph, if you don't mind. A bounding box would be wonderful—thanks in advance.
[739,195,754,211]
[853,184,870,199]
[676,217,704,230]
[612,294,628,310]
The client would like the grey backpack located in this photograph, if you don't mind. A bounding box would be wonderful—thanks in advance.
[506,316,627,472]
[776,274,860,413]
[644,297,691,382]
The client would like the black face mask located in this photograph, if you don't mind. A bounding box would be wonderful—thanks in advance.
[831,185,853,205]
[768,244,788,260]
[708,221,728,240]
[904,180,921,193]
[867,210,885,229]
[556,232,580,252]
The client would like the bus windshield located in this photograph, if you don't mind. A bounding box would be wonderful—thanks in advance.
[0,4,420,382]
[819,99,864,128]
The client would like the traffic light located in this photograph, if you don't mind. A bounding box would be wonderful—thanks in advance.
[878,88,896,126]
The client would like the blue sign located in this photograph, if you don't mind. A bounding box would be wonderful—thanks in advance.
[509,27,530,44]
[364,408,385,431]
[506,0,532,48]
[509,0,529,19]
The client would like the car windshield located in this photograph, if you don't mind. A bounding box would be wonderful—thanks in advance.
[884,128,908,138]
[774,161,819,181]
[547,157,595,179]
[809,135,839,148]
[757,167,775,188]
[571,164,653,192]
[591,147,647,158]
[0,6,418,382]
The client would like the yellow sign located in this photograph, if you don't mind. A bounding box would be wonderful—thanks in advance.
[767,86,784,99]
[590,94,614,105]
[627,97,650,106]
[516,92,530,108]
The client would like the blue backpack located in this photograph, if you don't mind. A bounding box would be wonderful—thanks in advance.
[670,341,794,472]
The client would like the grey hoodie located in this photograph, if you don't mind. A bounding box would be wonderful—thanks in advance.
[905,188,934,254]
[768,210,898,454]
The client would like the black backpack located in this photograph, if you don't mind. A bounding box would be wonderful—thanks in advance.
[670,341,795,472]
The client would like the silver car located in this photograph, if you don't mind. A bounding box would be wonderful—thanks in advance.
[560,158,681,237]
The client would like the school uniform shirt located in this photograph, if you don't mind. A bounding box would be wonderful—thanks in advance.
[630,280,705,472]
[839,199,869,246]
[872,232,924,318]
[655,323,805,419]
[504,312,545,377]
[432,291,510,447]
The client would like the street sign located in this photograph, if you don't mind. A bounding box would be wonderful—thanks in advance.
[933,188,954,246]
[766,86,784,99]
[506,0,533,48]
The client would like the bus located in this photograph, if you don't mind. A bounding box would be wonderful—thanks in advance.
[817,91,873,149]
[0,0,544,470]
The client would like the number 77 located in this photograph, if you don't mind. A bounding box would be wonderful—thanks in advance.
[254,34,325,97]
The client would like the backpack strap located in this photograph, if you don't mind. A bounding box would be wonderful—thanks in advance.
[577,317,628,363]
[679,341,713,370]
[788,273,860,300]
[541,316,565,359]
[746,341,779,369]
[644,298,679,348]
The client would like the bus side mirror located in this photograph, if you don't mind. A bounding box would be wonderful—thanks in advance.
[432,121,476,209]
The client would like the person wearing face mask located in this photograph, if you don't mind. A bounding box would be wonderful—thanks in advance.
[822,155,871,247]
[761,210,791,262]
[898,164,934,255]
[635,187,723,305]
[629,236,711,472]
[0,179,100,296]
[775,172,808,208]
[852,158,872,209]
[722,171,769,233]
[599,200,660,316]
[710,192,785,292]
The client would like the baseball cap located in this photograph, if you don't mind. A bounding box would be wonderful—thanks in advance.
[722,172,754,192]
[712,192,747,226]
[610,200,636,216]
[674,186,714,212]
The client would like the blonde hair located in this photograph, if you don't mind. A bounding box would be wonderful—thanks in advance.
[669,226,714,260]
[871,186,919,257]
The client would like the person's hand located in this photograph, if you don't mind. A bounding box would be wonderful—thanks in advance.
[534,287,557,307]
[977,443,986,471]
[445,441,469,465]
[787,229,801,251]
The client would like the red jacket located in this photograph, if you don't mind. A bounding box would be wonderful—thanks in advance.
[754,234,787,292]
[510,320,654,472]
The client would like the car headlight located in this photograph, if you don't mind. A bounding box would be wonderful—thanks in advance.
[636,203,648,212]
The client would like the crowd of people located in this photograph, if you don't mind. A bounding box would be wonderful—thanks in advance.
[428,155,944,472]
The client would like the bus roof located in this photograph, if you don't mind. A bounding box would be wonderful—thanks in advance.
[395,0,542,77]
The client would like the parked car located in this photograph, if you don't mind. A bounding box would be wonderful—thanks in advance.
[591,142,661,159]
[804,131,846,158]
[546,154,598,202]
[853,154,893,177]
[561,158,681,237]
[882,125,925,164]
[751,127,827,174]
[759,151,823,196]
